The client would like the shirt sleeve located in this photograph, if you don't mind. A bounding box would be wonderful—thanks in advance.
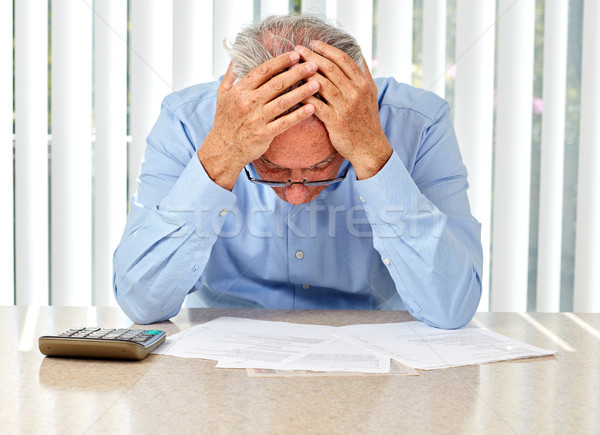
[113,100,237,324]
[356,102,483,329]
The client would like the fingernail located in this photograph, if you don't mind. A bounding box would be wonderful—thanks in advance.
[308,81,319,92]
[289,51,300,62]
[294,45,306,54]
[305,62,317,72]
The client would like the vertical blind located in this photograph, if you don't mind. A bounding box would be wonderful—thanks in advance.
[3,0,599,312]
[93,0,127,306]
[574,0,600,311]
[491,0,536,311]
[51,0,93,306]
[537,0,568,311]
[0,0,14,305]
[14,0,49,306]
[453,0,495,311]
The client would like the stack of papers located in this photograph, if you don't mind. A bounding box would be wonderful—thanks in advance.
[153,317,556,373]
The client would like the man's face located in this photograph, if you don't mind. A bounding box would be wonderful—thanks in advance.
[251,118,345,205]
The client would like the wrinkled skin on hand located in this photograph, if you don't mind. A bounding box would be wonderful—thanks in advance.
[198,42,392,192]
[296,41,393,180]
[197,51,322,189]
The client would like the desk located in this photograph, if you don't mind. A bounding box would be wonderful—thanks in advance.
[1,307,598,434]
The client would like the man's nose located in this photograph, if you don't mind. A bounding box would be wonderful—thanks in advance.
[284,183,310,205]
[288,169,307,184]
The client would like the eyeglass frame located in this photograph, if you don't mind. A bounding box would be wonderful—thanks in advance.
[244,163,350,187]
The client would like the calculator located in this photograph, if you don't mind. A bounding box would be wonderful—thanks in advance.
[39,327,167,360]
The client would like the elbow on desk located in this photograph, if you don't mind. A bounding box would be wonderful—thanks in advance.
[419,310,475,330]
[112,262,183,325]
[417,306,478,330]
[114,284,175,325]
[116,295,174,325]
[415,269,482,330]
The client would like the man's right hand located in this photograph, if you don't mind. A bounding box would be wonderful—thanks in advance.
[197,51,321,191]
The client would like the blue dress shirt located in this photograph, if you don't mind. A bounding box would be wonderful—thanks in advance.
[113,77,483,329]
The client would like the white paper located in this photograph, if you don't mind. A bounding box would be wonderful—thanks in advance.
[151,330,186,355]
[217,337,391,373]
[333,321,557,370]
[162,317,336,369]
[283,338,390,373]
[153,317,556,373]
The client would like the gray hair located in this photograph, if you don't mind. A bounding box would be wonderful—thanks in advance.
[225,14,364,80]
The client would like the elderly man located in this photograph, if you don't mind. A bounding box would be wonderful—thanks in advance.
[113,14,483,329]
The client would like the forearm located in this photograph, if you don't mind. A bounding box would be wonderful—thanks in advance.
[349,133,393,181]
[197,129,246,191]
[114,156,237,324]
[371,210,481,329]
[113,204,223,324]
[358,152,482,329]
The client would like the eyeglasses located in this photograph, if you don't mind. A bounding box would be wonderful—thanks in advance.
[244,164,349,187]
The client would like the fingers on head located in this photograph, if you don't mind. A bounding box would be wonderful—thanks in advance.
[219,62,237,92]
[264,81,319,120]
[268,104,315,136]
[244,52,300,89]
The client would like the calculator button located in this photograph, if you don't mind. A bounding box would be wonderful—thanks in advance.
[144,330,162,335]
[97,330,115,336]
[65,328,85,334]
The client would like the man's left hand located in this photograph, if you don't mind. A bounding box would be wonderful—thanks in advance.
[295,41,393,180]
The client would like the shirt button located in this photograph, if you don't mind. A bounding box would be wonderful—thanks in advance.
[383,258,391,265]
[219,209,228,216]
[302,284,310,289]
[295,250,304,259]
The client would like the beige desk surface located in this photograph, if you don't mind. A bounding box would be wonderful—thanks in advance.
[1,307,599,434]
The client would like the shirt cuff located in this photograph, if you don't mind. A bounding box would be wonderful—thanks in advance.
[158,154,238,235]
[354,151,422,218]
